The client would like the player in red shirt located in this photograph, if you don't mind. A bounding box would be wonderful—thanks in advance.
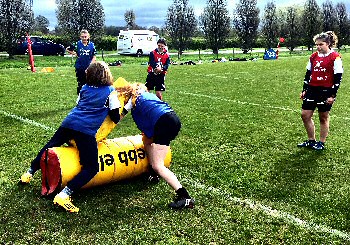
[145,38,170,101]
[298,31,343,150]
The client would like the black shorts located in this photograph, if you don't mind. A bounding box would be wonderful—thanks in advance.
[145,72,166,91]
[153,111,181,146]
[302,86,333,112]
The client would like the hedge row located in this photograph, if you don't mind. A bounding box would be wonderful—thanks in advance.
[44,35,269,52]
[27,35,306,52]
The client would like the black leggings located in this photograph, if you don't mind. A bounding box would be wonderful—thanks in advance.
[30,127,98,192]
[76,68,87,95]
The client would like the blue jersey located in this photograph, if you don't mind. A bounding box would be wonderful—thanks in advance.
[75,40,97,70]
[131,92,173,138]
[61,85,114,136]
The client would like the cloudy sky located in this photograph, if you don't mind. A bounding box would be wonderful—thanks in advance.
[33,0,348,30]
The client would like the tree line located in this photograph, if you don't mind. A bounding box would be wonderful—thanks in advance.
[0,0,349,58]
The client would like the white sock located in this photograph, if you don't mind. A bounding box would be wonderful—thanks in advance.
[57,186,73,198]
[57,191,69,199]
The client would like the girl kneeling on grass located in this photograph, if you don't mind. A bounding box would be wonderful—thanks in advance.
[20,61,121,213]
[118,83,195,209]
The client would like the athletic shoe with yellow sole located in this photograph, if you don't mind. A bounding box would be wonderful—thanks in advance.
[53,195,79,213]
[19,172,33,184]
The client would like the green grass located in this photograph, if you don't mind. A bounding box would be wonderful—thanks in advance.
[1,52,350,244]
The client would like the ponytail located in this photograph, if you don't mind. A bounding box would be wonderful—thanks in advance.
[313,31,338,48]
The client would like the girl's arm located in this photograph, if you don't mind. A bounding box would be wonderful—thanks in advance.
[108,92,121,124]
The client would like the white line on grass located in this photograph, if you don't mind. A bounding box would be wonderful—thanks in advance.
[179,91,297,112]
[183,178,350,241]
[2,108,350,241]
[179,91,350,121]
[0,109,55,131]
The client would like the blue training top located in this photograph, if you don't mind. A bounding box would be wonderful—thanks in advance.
[132,92,173,138]
[75,40,97,70]
[61,85,114,136]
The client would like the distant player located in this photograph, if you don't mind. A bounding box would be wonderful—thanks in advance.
[298,31,343,150]
[145,38,170,101]
[66,30,97,95]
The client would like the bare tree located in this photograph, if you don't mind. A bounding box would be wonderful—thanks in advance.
[0,0,33,58]
[200,0,230,56]
[165,0,197,57]
[233,0,260,53]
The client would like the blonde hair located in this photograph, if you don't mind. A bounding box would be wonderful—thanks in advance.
[313,31,338,48]
[116,83,147,106]
[86,61,114,86]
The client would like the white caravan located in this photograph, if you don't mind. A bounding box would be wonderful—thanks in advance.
[117,30,159,56]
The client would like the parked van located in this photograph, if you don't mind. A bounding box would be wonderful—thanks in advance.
[117,30,159,56]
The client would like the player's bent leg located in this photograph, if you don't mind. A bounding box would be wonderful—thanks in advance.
[147,143,181,190]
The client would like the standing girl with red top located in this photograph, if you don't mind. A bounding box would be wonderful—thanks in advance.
[298,31,343,150]
[145,38,170,101]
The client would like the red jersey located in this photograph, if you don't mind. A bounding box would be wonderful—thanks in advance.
[308,51,342,88]
[147,49,170,74]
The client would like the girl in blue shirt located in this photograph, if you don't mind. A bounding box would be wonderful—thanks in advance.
[119,83,195,210]
[20,61,121,213]
[67,30,97,95]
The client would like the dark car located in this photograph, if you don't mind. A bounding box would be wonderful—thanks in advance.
[15,36,65,56]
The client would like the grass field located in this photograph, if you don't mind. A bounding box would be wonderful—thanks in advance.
[1,52,350,244]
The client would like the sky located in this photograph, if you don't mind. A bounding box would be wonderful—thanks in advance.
[32,0,349,31]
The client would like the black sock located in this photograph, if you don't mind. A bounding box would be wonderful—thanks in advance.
[176,187,191,199]
[148,167,158,177]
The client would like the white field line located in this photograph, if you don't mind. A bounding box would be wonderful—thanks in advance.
[0,109,55,131]
[2,101,350,240]
[180,91,298,112]
[183,178,350,241]
[179,91,350,121]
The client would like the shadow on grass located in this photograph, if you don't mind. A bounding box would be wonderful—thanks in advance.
[0,175,175,243]
[24,106,72,120]
[257,147,350,230]
[266,148,324,200]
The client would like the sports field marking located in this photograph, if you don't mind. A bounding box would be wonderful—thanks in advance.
[179,91,350,121]
[179,91,297,112]
[183,178,350,241]
[204,74,229,79]
[0,109,55,131]
[2,108,350,241]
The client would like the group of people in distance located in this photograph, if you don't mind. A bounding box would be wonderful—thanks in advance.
[19,29,343,213]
